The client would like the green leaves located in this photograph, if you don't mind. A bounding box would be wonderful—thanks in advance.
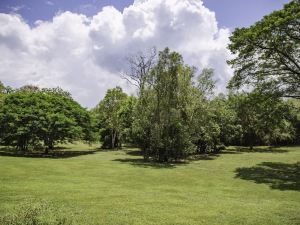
[0,88,92,151]
[93,87,132,149]
[133,48,199,161]
[228,0,300,99]
[228,91,297,146]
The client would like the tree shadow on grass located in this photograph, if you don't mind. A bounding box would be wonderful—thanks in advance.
[229,146,288,153]
[112,158,182,168]
[188,154,221,160]
[124,149,143,156]
[114,150,226,168]
[235,162,300,191]
[0,148,98,159]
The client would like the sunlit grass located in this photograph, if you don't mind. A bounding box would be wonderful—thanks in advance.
[0,144,299,225]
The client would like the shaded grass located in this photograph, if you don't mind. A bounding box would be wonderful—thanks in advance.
[0,142,100,158]
[235,161,300,191]
[227,146,288,153]
[0,144,299,225]
[112,158,179,169]
[0,149,99,159]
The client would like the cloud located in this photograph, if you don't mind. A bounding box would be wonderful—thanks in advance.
[8,5,25,12]
[0,0,233,108]
[45,1,54,6]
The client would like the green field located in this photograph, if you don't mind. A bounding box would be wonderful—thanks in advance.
[0,143,299,225]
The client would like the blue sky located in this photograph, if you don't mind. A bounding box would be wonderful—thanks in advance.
[0,0,291,107]
[0,0,290,29]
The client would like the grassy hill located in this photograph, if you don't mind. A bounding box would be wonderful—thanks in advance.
[0,143,299,225]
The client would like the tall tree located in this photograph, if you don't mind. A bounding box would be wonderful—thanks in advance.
[133,48,196,161]
[228,0,300,98]
[123,48,157,95]
[197,68,216,98]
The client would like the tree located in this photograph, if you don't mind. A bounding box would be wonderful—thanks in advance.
[227,0,300,99]
[197,68,216,98]
[287,99,300,144]
[127,48,228,160]
[209,94,242,146]
[94,87,128,149]
[0,81,13,144]
[0,87,92,152]
[0,81,5,94]
[133,48,197,162]
[123,48,157,95]
[229,91,297,148]
[118,96,137,144]
[0,91,40,150]
[0,81,5,107]
[39,88,92,152]
[0,81,13,104]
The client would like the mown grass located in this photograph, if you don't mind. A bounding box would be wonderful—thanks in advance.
[0,143,299,225]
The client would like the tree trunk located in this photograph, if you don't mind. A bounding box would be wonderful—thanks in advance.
[111,130,116,149]
[49,142,54,150]
[45,139,53,154]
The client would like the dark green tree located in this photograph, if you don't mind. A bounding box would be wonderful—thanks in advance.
[39,88,92,152]
[229,91,297,148]
[209,94,242,146]
[0,87,92,152]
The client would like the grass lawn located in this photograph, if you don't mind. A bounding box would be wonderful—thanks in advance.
[0,143,299,225]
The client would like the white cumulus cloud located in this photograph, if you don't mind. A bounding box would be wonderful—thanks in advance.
[0,0,233,108]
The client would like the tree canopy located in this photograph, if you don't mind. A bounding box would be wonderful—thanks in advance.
[228,0,300,99]
[0,86,92,151]
[93,87,133,149]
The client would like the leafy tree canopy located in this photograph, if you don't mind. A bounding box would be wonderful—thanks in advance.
[93,87,130,149]
[0,87,92,151]
[228,0,300,98]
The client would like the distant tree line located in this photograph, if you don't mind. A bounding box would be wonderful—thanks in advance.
[0,0,299,161]
[0,49,299,159]
[92,48,299,162]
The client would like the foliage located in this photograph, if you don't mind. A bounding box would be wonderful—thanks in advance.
[187,87,220,154]
[209,94,242,146]
[228,91,297,147]
[197,68,216,98]
[119,96,137,144]
[286,99,300,144]
[0,87,92,151]
[228,0,300,99]
[0,81,13,106]
[93,87,133,149]
[0,81,5,94]
[126,48,299,160]
[133,48,209,161]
